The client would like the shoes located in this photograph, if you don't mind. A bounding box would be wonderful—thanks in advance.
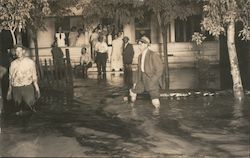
[129,89,137,102]
[15,110,23,116]
[152,99,160,116]
[31,107,37,113]
[152,99,160,109]
[152,107,160,116]
[29,105,37,113]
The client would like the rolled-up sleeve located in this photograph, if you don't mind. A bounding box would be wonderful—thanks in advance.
[9,64,13,84]
[31,61,38,82]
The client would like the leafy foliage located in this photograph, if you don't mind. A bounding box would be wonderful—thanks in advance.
[76,0,144,25]
[201,0,250,40]
[0,0,34,31]
[48,0,78,16]
[27,0,51,34]
[144,0,201,26]
[192,32,206,45]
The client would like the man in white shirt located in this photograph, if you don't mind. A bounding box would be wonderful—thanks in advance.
[7,45,40,113]
[95,36,108,78]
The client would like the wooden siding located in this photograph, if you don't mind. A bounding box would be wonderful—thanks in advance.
[28,41,219,69]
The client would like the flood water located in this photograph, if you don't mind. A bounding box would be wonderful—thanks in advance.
[0,69,249,157]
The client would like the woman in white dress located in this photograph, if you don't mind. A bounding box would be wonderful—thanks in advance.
[55,26,66,47]
[75,28,86,47]
[111,32,123,71]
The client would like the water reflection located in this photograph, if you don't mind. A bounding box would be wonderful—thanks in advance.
[129,103,138,118]
[230,98,248,128]
[88,68,221,90]
[1,71,250,157]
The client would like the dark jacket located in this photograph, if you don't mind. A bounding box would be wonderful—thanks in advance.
[51,46,64,66]
[122,43,134,64]
[136,49,164,89]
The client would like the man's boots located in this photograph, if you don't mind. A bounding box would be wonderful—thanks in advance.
[83,68,88,78]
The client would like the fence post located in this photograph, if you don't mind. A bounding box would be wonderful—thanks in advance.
[39,59,44,80]
[65,49,73,85]
[65,49,73,104]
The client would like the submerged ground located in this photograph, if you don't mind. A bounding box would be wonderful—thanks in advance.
[0,71,249,157]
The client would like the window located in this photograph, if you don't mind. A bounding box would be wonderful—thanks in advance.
[55,16,70,33]
[175,15,201,42]
[175,19,186,42]
[175,15,214,42]
[135,14,151,42]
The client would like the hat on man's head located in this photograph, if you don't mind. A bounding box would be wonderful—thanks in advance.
[123,36,129,41]
[139,36,150,44]
[14,44,26,49]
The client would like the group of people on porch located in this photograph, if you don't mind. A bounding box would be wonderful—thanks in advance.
[54,24,134,74]
[52,23,164,115]
[52,24,163,114]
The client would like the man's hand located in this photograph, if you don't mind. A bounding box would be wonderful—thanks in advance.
[36,89,41,99]
[7,88,12,100]
[33,82,40,99]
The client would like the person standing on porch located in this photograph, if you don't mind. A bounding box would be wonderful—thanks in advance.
[76,28,86,47]
[89,28,99,61]
[68,26,78,46]
[107,32,113,63]
[95,36,108,78]
[51,41,64,79]
[7,45,40,113]
[111,32,123,71]
[122,36,134,89]
[129,36,163,115]
[55,26,66,47]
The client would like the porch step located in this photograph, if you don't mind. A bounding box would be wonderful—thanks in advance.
[72,62,137,72]
[73,62,112,72]
[88,63,112,72]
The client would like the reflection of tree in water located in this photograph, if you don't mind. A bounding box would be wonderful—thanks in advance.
[195,50,217,89]
[230,98,248,128]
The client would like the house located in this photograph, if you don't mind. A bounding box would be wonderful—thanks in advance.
[27,13,219,70]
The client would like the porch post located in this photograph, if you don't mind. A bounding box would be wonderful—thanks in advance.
[170,20,175,42]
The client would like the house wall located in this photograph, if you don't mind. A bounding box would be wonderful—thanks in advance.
[29,18,56,48]
[28,41,219,68]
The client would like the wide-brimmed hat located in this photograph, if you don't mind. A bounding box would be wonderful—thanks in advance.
[122,36,129,41]
[14,44,26,49]
[139,36,150,44]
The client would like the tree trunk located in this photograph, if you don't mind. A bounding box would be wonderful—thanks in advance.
[32,30,41,79]
[162,27,170,90]
[16,30,22,45]
[10,30,16,46]
[156,13,169,90]
[227,21,244,99]
[33,35,39,66]
[33,35,41,78]
[114,9,119,34]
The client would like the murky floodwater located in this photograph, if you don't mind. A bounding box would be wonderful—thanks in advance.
[0,70,249,157]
